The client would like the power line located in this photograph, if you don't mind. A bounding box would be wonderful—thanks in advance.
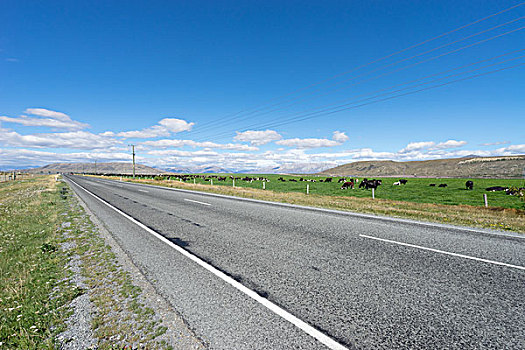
[200,51,525,142]
[188,2,525,134]
[194,24,525,142]
[193,21,525,141]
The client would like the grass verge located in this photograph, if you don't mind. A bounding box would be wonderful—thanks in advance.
[1,176,194,349]
[103,176,525,233]
[0,176,79,348]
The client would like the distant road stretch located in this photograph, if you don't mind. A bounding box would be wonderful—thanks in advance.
[65,175,525,350]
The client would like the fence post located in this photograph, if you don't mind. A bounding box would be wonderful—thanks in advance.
[211,179,213,186]
[306,184,309,195]
[263,181,266,190]
[372,188,375,199]
[484,193,488,207]
[194,178,196,185]
[233,179,235,187]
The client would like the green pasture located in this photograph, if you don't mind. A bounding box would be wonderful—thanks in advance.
[131,174,525,209]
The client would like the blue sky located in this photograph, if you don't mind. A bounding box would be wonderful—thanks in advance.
[1,0,524,172]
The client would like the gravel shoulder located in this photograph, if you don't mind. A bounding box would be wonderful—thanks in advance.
[59,180,204,349]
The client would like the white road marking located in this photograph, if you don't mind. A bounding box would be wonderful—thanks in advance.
[360,234,525,271]
[184,199,211,206]
[138,189,148,193]
[69,178,349,350]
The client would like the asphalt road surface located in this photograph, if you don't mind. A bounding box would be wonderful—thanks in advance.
[64,175,525,349]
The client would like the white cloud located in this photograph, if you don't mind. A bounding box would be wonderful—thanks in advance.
[0,148,131,168]
[276,138,341,148]
[500,144,525,153]
[117,118,194,139]
[0,128,118,150]
[234,130,282,145]
[24,108,70,121]
[480,141,510,146]
[275,131,349,149]
[0,108,89,131]
[148,149,219,157]
[141,139,258,151]
[117,125,171,139]
[434,140,467,149]
[399,141,435,153]
[158,118,194,133]
[332,131,349,143]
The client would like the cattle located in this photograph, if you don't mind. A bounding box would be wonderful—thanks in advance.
[393,181,401,186]
[465,180,474,190]
[278,177,286,182]
[438,184,447,188]
[324,177,333,183]
[485,186,507,192]
[429,184,436,187]
[341,181,354,190]
[398,179,408,185]
[359,178,368,189]
[338,178,346,183]
[361,179,381,190]
[289,179,297,182]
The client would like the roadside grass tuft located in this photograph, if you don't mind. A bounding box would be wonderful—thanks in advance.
[0,177,79,349]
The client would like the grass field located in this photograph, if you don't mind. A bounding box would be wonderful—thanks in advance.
[96,174,525,233]
[126,174,525,210]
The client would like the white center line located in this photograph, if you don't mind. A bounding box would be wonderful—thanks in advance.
[184,198,211,206]
[138,189,149,193]
[69,178,349,350]
[360,234,525,271]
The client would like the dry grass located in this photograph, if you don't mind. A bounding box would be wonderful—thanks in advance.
[109,176,525,233]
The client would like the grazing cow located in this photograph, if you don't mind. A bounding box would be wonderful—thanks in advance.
[359,178,368,189]
[485,186,507,192]
[438,184,447,188]
[278,177,286,182]
[341,181,354,190]
[289,179,297,182]
[338,178,346,183]
[399,179,408,185]
[324,177,333,183]
[393,181,401,186]
[429,184,436,187]
[365,179,382,190]
[465,180,474,190]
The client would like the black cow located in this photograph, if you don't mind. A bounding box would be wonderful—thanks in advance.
[429,184,436,187]
[399,179,408,185]
[365,179,382,190]
[324,177,333,183]
[465,180,474,190]
[341,181,354,190]
[486,186,507,192]
[438,184,447,188]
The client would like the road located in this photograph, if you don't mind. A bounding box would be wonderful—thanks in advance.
[64,175,525,349]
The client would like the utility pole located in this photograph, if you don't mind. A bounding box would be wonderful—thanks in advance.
[130,144,136,178]
[94,160,97,174]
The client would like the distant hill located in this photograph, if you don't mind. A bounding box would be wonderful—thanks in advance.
[319,155,525,178]
[24,162,167,175]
